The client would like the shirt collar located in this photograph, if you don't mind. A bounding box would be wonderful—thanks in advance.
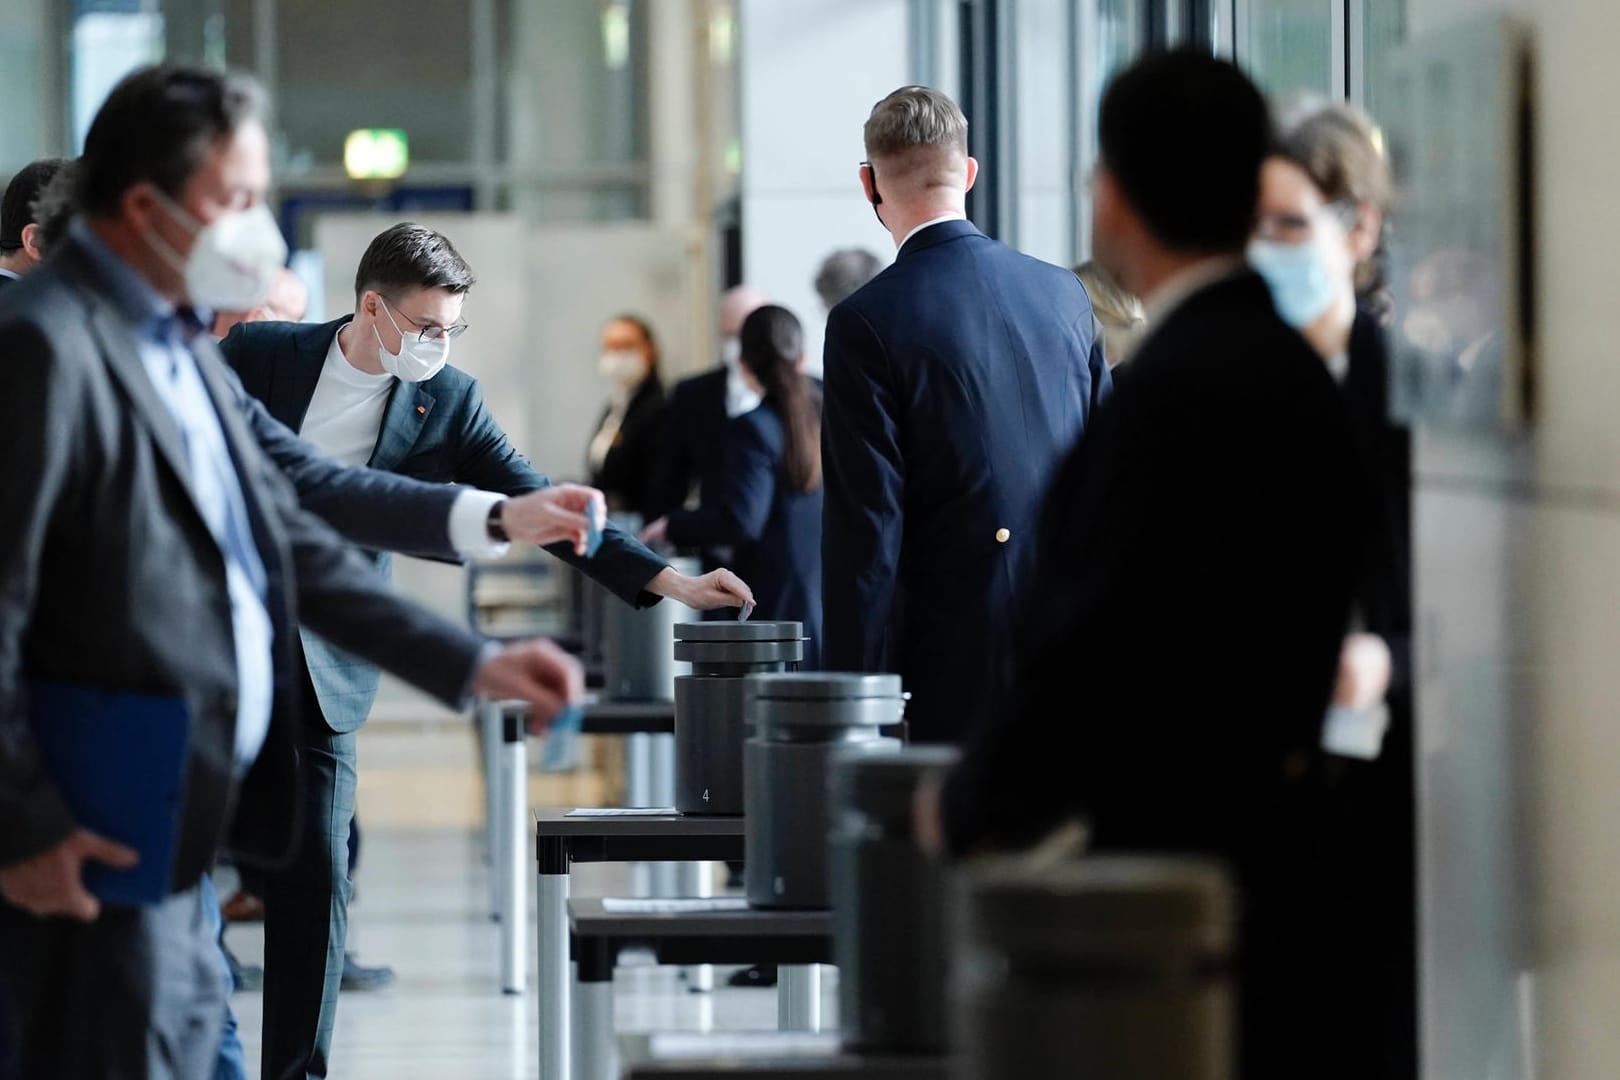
[1124,255,1247,362]
[0,267,19,281]
[899,212,968,251]
[68,218,176,332]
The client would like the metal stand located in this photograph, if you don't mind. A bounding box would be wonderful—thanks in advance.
[649,734,678,897]
[679,860,714,992]
[538,839,572,1079]
[481,699,502,914]
[778,964,823,1032]
[500,706,528,994]
[627,732,655,897]
[572,975,616,1080]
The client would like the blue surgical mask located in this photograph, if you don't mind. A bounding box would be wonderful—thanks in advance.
[1247,239,1337,329]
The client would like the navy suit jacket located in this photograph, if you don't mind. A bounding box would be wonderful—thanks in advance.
[664,399,824,668]
[821,220,1110,743]
[220,317,669,731]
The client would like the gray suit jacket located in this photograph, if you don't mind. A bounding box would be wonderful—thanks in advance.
[0,234,489,885]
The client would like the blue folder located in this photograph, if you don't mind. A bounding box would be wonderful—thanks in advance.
[27,681,190,906]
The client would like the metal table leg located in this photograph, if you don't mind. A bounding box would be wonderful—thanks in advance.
[626,732,654,897]
[649,733,678,898]
[678,860,714,992]
[572,949,617,1080]
[778,964,823,1032]
[481,699,502,912]
[538,839,572,1079]
[500,706,528,994]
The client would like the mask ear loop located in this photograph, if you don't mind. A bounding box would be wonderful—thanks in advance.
[862,161,885,229]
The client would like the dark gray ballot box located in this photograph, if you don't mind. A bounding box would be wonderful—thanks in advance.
[619,1033,951,1079]
[570,898,835,1080]
[536,810,748,1080]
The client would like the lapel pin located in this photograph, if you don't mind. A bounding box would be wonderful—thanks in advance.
[416,405,426,415]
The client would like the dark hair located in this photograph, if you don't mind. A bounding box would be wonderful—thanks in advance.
[354,223,477,301]
[1273,98,1393,294]
[813,249,884,309]
[1098,49,1270,254]
[607,313,662,379]
[739,305,819,493]
[78,65,266,218]
[2,158,71,250]
[30,160,81,259]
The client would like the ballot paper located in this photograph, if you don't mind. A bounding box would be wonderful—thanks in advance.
[1322,702,1390,761]
[583,494,605,558]
[640,1031,841,1060]
[601,897,751,914]
[564,807,680,817]
[538,702,583,772]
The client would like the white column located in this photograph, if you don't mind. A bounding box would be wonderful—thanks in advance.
[736,0,912,372]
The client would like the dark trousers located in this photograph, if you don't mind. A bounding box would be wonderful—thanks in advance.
[260,710,357,1080]
[0,881,227,1080]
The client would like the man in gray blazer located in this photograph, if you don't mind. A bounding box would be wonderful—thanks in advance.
[0,64,582,1080]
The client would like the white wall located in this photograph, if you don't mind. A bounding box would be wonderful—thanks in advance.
[736,0,909,370]
[1403,1,1620,1077]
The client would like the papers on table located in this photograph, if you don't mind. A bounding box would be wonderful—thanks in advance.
[564,807,680,817]
[601,897,751,914]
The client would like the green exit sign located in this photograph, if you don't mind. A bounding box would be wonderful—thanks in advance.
[344,129,409,181]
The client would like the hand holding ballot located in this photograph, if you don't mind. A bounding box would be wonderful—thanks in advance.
[502,484,609,555]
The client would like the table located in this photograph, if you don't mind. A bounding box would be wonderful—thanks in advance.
[570,899,835,1080]
[536,810,748,1080]
[480,699,681,995]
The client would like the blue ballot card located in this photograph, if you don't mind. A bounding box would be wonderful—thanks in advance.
[583,495,605,559]
[27,680,190,905]
[538,701,584,773]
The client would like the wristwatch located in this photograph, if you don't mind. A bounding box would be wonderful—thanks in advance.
[486,500,510,544]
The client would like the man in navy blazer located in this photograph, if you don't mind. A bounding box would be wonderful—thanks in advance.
[822,86,1110,745]
[220,224,752,1080]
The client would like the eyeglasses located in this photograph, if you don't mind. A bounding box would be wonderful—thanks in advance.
[380,296,469,342]
[1254,200,1361,244]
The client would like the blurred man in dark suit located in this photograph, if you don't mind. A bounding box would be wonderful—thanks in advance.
[822,85,1109,744]
[0,65,582,1080]
[0,158,70,287]
[926,51,1368,1080]
[651,285,770,572]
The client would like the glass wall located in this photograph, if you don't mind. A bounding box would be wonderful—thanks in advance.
[1236,0,1339,97]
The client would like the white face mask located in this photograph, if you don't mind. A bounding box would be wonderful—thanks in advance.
[373,296,450,382]
[599,349,646,388]
[720,336,742,370]
[142,186,288,313]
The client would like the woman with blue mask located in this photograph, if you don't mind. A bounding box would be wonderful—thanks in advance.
[1258,99,1418,1080]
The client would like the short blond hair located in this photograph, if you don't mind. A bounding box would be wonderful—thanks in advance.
[863,86,968,161]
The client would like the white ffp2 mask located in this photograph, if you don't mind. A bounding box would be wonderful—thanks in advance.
[373,296,450,382]
[143,186,288,314]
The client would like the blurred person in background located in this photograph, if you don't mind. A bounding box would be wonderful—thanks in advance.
[0,158,71,285]
[589,313,669,522]
[812,248,883,312]
[643,305,825,666]
[1072,259,1145,367]
[25,159,79,260]
[649,285,770,572]
[1254,95,1413,1080]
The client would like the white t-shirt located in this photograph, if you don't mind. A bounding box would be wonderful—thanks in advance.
[300,325,396,466]
[299,324,508,558]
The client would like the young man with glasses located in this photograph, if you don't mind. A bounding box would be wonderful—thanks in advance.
[219,222,752,1080]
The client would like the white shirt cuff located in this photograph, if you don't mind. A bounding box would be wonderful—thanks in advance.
[449,489,510,559]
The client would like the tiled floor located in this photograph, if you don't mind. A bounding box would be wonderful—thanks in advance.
[221,724,836,1079]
